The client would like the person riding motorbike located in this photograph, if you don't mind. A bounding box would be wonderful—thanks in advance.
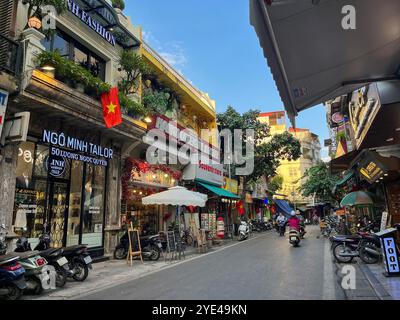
[276,213,287,237]
[288,211,300,231]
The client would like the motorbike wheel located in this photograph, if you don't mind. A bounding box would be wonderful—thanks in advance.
[238,234,244,241]
[332,243,354,263]
[56,270,67,288]
[149,246,161,261]
[32,277,43,295]
[359,242,380,264]
[3,284,22,300]
[72,261,89,282]
[114,246,128,260]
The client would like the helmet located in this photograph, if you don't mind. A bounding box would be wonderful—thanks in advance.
[290,211,296,216]
[16,237,31,252]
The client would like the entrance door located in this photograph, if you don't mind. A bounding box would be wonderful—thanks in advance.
[48,181,69,248]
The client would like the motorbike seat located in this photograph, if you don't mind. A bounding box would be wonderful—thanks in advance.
[39,248,62,258]
[11,250,41,259]
[0,254,20,266]
[62,245,87,253]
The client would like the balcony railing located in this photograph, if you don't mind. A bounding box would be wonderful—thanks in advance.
[143,42,216,112]
[0,33,21,76]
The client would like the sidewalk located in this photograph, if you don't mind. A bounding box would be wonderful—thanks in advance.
[334,259,400,300]
[23,235,254,300]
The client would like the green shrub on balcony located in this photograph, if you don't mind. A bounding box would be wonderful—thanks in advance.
[35,50,147,118]
[111,0,125,10]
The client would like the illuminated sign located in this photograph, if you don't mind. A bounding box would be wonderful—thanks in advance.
[382,237,400,274]
[359,161,384,183]
[67,0,116,46]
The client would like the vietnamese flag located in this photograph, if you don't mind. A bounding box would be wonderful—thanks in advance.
[101,87,122,128]
[236,200,245,216]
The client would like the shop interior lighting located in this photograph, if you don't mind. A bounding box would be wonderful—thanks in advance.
[384,173,389,176]
[396,128,400,132]
[144,117,152,123]
[386,138,394,142]
[41,64,55,71]
[164,174,168,178]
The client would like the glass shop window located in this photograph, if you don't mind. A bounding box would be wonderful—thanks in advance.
[82,164,106,248]
[13,142,47,248]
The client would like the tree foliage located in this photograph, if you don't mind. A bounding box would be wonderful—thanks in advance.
[217,106,302,192]
[268,175,283,194]
[299,161,341,203]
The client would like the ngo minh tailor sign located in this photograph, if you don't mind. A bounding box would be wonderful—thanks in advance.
[42,130,113,167]
[67,0,116,46]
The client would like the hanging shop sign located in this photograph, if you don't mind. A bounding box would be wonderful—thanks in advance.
[358,154,386,184]
[67,0,116,46]
[183,162,223,186]
[42,130,113,167]
[0,89,9,140]
[148,114,220,161]
[223,177,238,194]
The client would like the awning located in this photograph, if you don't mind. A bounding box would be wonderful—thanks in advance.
[198,182,241,199]
[274,199,293,218]
[250,0,400,124]
[335,171,354,187]
[330,150,360,174]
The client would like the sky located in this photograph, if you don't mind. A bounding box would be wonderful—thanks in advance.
[127,0,330,160]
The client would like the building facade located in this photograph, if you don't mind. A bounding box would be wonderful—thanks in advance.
[258,111,321,206]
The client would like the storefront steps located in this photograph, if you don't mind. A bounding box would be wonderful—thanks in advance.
[334,260,395,300]
[22,234,264,300]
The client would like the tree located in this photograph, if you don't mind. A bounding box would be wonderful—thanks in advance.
[268,175,283,194]
[299,162,341,204]
[217,106,302,215]
[118,50,151,95]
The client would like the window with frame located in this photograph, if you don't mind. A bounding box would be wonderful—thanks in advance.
[42,29,106,81]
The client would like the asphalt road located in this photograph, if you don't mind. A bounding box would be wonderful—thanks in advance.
[80,226,343,300]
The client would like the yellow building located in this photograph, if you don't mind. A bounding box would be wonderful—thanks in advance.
[140,42,218,147]
[258,112,321,206]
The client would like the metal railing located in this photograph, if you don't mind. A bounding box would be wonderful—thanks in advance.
[0,33,21,76]
[142,42,216,112]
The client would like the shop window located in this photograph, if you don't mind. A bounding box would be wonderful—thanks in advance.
[82,164,105,248]
[67,160,84,246]
[13,142,47,248]
[42,29,106,81]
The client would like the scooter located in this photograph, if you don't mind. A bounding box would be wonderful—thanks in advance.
[15,235,72,288]
[114,230,162,261]
[238,221,250,241]
[289,228,301,247]
[0,254,27,300]
[34,233,92,282]
[13,238,48,295]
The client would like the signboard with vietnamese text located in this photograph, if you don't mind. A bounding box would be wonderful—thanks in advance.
[183,162,223,186]
[0,89,9,140]
[223,177,238,195]
[358,154,386,184]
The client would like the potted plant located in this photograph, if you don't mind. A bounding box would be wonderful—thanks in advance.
[112,0,125,11]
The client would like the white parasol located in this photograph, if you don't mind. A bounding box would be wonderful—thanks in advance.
[142,186,207,207]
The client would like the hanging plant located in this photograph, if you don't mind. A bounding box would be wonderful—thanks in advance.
[111,0,125,10]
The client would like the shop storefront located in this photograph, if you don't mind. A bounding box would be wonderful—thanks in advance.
[121,158,182,235]
[12,129,114,256]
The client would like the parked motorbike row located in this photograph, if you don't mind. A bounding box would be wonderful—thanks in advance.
[0,225,92,300]
[237,219,275,242]
[330,221,383,264]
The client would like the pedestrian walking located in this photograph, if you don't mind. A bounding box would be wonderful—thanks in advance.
[276,212,287,237]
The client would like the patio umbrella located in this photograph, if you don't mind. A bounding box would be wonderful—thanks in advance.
[142,186,207,207]
[340,191,374,207]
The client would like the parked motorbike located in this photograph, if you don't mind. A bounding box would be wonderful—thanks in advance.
[13,238,48,295]
[15,235,71,288]
[238,221,250,241]
[299,222,306,239]
[289,228,301,247]
[114,230,162,261]
[330,223,381,264]
[0,254,27,300]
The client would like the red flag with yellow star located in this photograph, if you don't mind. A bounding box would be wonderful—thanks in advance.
[101,87,122,128]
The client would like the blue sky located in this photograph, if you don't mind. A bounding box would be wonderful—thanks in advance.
[127,0,329,159]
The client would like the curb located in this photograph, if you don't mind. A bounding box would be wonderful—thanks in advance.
[359,264,393,300]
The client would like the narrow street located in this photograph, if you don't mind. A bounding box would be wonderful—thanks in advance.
[78,226,343,300]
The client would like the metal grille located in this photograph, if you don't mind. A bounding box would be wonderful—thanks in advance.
[0,34,19,75]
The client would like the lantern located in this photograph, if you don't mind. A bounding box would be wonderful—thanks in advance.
[28,16,42,30]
